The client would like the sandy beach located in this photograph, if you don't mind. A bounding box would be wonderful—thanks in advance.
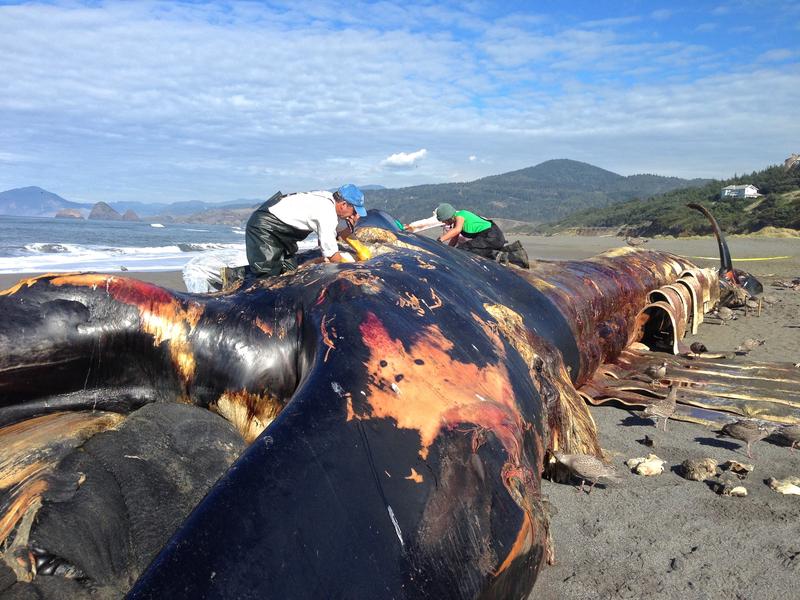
[2,233,799,599]
[0,269,188,293]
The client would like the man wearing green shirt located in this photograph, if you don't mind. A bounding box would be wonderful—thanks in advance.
[434,203,529,268]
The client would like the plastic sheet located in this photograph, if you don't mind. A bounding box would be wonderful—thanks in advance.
[182,249,247,293]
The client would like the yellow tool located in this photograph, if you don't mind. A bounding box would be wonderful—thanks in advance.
[345,238,372,261]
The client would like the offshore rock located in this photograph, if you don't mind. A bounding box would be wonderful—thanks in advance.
[54,208,84,219]
[88,201,123,220]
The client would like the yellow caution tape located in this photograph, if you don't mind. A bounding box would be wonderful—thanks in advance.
[687,256,791,261]
[345,238,372,261]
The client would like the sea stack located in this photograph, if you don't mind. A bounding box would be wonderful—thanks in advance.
[88,201,123,220]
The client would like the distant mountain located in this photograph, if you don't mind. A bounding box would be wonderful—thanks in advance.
[0,187,260,219]
[0,186,85,218]
[0,161,709,223]
[364,160,710,223]
[180,206,256,227]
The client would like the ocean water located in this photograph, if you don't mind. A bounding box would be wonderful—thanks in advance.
[0,215,250,274]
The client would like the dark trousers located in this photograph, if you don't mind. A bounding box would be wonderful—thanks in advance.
[458,223,506,259]
[245,209,309,276]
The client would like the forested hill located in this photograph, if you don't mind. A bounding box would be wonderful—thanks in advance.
[363,159,709,223]
[548,163,800,235]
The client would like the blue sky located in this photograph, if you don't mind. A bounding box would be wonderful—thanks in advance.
[0,0,798,204]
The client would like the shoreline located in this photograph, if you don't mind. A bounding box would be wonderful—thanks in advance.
[1,232,798,291]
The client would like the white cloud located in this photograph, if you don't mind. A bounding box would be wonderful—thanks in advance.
[580,16,641,28]
[0,151,31,163]
[695,22,718,33]
[0,1,796,201]
[757,49,796,62]
[381,149,428,169]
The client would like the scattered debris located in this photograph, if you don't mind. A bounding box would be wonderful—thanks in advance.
[714,472,748,497]
[723,287,750,308]
[680,458,718,482]
[719,460,754,480]
[774,278,800,291]
[768,477,800,495]
[625,454,665,476]
[721,484,748,497]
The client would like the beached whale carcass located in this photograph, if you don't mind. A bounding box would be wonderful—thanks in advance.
[0,221,718,598]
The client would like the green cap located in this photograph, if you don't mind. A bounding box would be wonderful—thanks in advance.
[435,203,455,221]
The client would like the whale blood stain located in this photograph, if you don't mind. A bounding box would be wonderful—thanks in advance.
[357,312,523,463]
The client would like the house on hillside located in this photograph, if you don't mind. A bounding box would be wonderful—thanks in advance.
[721,184,760,199]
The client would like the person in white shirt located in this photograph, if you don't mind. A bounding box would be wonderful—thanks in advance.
[245,184,367,276]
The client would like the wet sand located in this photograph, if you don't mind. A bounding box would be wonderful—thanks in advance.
[2,235,799,599]
[0,269,188,293]
[533,398,800,600]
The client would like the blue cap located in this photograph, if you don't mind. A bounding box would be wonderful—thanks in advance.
[337,184,367,217]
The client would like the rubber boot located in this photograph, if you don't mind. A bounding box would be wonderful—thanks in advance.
[506,240,530,269]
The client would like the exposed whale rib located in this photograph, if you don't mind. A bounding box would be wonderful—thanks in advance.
[582,348,800,428]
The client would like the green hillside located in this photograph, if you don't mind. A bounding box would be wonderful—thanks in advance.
[548,163,800,235]
[364,159,709,223]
